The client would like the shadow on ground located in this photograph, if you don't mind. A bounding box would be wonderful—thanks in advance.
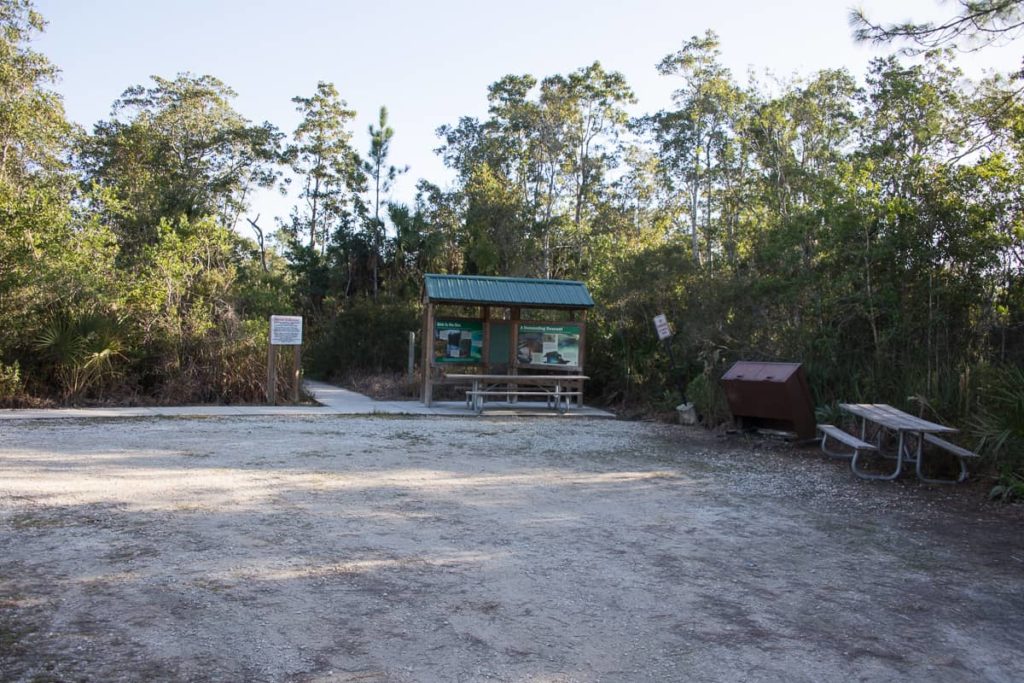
[1,416,1022,682]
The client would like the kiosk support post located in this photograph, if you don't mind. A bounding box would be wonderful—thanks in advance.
[267,344,277,404]
[292,345,302,403]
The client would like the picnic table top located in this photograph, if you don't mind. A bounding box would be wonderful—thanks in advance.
[839,403,957,434]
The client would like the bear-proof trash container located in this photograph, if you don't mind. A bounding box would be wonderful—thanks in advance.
[720,361,816,439]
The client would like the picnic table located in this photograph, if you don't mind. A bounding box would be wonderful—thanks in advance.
[444,373,588,415]
[820,403,977,484]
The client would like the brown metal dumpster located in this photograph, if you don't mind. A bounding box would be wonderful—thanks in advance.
[720,361,816,439]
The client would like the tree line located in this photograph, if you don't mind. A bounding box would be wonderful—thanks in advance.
[1,0,1022,488]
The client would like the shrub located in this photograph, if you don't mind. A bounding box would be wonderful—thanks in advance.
[989,472,1024,503]
[0,361,22,405]
[687,372,731,427]
[970,365,1024,500]
[33,312,126,403]
[306,296,420,380]
[156,315,271,405]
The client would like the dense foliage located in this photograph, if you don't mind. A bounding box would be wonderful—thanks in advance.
[1,1,1022,487]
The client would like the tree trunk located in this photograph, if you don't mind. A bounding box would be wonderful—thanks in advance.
[373,158,382,300]
[690,125,702,265]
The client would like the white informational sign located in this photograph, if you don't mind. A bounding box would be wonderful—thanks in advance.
[270,315,303,345]
[653,314,672,341]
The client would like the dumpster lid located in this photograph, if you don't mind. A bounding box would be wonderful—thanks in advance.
[721,361,803,382]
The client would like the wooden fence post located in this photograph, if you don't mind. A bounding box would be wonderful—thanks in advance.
[267,344,277,405]
[292,344,302,403]
[423,303,434,406]
[408,331,416,387]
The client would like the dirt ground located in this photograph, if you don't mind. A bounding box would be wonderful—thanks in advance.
[1,416,1022,683]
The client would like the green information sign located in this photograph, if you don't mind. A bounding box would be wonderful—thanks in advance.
[517,323,582,368]
[433,319,484,364]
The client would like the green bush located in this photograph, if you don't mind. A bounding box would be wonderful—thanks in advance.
[0,361,22,404]
[155,315,271,405]
[306,296,420,380]
[970,365,1024,500]
[814,401,844,425]
[33,312,126,403]
[687,371,731,427]
[989,472,1024,503]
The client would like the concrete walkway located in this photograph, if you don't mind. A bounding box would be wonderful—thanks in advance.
[0,379,614,420]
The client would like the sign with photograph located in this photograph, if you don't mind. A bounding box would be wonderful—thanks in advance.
[433,319,483,364]
[270,315,303,345]
[517,323,582,368]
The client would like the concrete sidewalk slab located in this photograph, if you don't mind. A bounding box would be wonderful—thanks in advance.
[0,379,615,420]
[304,381,613,418]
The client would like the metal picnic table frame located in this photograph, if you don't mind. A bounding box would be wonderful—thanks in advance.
[444,373,588,415]
[839,403,964,484]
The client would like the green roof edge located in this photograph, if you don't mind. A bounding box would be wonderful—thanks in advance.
[424,274,594,308]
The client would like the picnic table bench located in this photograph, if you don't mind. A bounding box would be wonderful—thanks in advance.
[822,403,979,484]
[444,373,588,415]
[817,424,878,459]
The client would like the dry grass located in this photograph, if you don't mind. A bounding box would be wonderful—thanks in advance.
[339,370,420,400]
[337,370,471,401]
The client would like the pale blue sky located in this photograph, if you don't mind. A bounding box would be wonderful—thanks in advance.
[34,0,1018,229]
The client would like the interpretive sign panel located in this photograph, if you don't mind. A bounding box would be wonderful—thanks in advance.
[270,315,303,345]
[433,319,483,364]
[517,323,582,368]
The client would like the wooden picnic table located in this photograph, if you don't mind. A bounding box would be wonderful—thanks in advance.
[444,373,588,415]
[838,403,971,483]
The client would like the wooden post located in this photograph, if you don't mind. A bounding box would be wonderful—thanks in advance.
[421,304,428,403]
[292,344,302,403]
[576,311,586,406]
[267,344,277,405]
[423,302,435,406]
[482,306,491,371]
[407,331,416,386]
[510,307,520,371]
[509,306,520,403]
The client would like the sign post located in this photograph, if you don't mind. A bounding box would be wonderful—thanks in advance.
[407,331,416,387]
[653,313,687,403]
[268,315,303,404]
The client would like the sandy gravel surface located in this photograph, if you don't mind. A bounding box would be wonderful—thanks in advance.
[1,415,1022,682]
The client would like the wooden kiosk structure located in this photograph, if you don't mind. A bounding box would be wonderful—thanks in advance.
[421,274,595,410]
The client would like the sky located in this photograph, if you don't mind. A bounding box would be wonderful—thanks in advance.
[34,0,1020,232]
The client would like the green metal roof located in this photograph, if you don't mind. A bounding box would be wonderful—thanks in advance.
[424,274,594,308]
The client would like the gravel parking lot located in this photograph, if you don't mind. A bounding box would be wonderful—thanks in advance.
[1,415,1022,682]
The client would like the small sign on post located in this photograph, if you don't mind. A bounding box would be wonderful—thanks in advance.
[653,313,672,341]
[653,313,687,405]
[268,315,303,404]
